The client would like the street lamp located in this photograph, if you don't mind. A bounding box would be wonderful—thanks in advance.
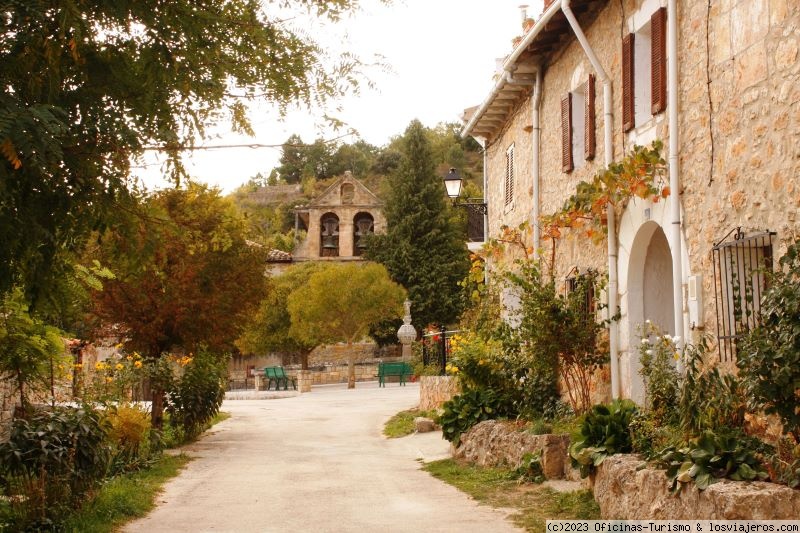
[442,168,487,215]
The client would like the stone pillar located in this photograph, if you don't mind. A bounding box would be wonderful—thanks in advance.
[339,219,354,257]
[297,369,312,393]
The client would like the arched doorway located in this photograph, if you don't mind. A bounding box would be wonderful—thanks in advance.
[626,221,674,403]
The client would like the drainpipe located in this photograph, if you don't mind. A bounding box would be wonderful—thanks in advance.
[668,0,684,361]
[481,138,489,244]
[531,68,543,256]
[561,0,620,399]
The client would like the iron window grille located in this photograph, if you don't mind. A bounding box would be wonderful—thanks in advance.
[711,227,775,362]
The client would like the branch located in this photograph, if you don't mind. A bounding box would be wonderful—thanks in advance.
[140,132,356,152]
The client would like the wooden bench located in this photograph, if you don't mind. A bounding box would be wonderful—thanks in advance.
[378,362,413,387]
[264,366,297,391]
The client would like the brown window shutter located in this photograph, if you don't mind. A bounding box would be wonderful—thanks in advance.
[651,7,667,115]
[622,33,635,132]
[561,93,573,172]
[585,74,596,160]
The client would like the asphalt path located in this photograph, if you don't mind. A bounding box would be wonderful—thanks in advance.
[122,381,521,533]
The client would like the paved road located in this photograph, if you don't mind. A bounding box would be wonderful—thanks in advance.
[123,382,521,533]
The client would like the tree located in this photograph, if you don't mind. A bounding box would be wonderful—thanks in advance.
[287,263,405,388]
[0,0,372,302]
[365,120,470,330]
[90,183,267,430]
[277,134,307,184]
[236,263,327,370]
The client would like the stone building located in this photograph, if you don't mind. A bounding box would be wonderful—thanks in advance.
[462,0,799,402]
[292,171,385,261]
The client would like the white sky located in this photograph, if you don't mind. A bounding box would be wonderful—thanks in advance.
[133,0,544,193]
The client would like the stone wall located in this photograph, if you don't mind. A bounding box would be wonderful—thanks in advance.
[419,376,460,411]
[593,454,800,519]
[454,420,570,480]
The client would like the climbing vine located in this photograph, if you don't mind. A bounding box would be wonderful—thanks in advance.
[541,140,669,245]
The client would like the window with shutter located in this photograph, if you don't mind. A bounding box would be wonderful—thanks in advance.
[651,7,667,115]
[622,33,635,132]
[505,145,515,206]
[561,93,573,172]
[585,74,596,160]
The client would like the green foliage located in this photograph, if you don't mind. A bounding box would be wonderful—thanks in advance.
[637,322,680,426]
[439,389,513,447]
[383,408,439,439]
[0,407,110,530]
[569,400,638,477]
[288,262,405,387]
[0,0,371,301]
[628,411,682,458]
[737,238,800,441]
[365,120,470,329]
[167,349,227,440]
[0,289,67,413]
[679,339,746,436]
[237,262,326,366]
[516,451,545,483]
[106,404,153,475]
[657,431,769,492]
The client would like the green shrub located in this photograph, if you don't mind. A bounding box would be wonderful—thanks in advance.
[656,430,769,492]
[440,389,513,447]
[516,451,545,483]
[167,348,227,439]
[569,400,637,477]
[106,404,153,474]
[0,407,110,530]
[637,321,680,426]
[629,411,682,458]
[737,238,800,442]
[679,340,746,436]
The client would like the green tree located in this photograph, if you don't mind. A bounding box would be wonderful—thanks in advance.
[90,183,267,430]
[365,120,470,329]
[237,263,327,370]
[277,134,307,184]
[0,0,372,302]
[288,263,405,388]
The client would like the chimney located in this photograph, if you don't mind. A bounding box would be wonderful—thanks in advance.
[519,4,529,26]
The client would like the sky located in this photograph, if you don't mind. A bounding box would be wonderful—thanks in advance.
[133,0,544,193]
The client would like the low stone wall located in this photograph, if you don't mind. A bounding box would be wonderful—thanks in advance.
[419,376,460,411]
[593,454,800,519]
[454,420,570,480]
[303,362,380,385]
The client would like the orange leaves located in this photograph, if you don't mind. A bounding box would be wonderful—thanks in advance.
[541,140,667,246]
[1,139,22,169]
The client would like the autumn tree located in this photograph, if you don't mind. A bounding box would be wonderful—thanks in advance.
[365,120,470,329]
[0,0,373,303]
[288,263,405,388]
[236,263,327,370]
[91,183,267,429]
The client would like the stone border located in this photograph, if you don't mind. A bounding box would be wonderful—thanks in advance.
[592,454,800,519]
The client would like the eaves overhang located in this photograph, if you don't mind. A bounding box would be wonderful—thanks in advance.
[462,0,609,142]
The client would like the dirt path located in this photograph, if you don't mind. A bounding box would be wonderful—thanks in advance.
[122,382,521,532]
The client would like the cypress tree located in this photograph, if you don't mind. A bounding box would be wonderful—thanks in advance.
[366,120,469,330]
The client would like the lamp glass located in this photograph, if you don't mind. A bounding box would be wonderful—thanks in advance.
[443,168,463,199]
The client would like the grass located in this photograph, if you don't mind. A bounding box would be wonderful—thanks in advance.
[383,408,438,438]
[60,453,191,533]
[423,458,600,532]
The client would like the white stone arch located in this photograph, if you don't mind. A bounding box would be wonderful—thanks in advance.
[616,196,690,403]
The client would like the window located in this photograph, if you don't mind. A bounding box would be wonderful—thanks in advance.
[352,212,374,256]
[622,7,667,132]
[319,213,340,257]
[504,144,515,207]
[565,267,597,318]
[712,228,775,362]
[561,75,596,173]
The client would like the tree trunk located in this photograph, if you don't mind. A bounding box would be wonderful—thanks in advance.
[347,342,355,389]
[301,351,309,371]
[151,386,165,441]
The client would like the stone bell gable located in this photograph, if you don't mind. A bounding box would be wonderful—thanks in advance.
[292,171,386,261]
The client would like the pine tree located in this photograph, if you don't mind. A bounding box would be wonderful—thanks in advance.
[366,120,469,330]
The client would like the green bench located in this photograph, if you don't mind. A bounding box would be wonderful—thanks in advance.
[264,366,297,391]
[378,361,413,387]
